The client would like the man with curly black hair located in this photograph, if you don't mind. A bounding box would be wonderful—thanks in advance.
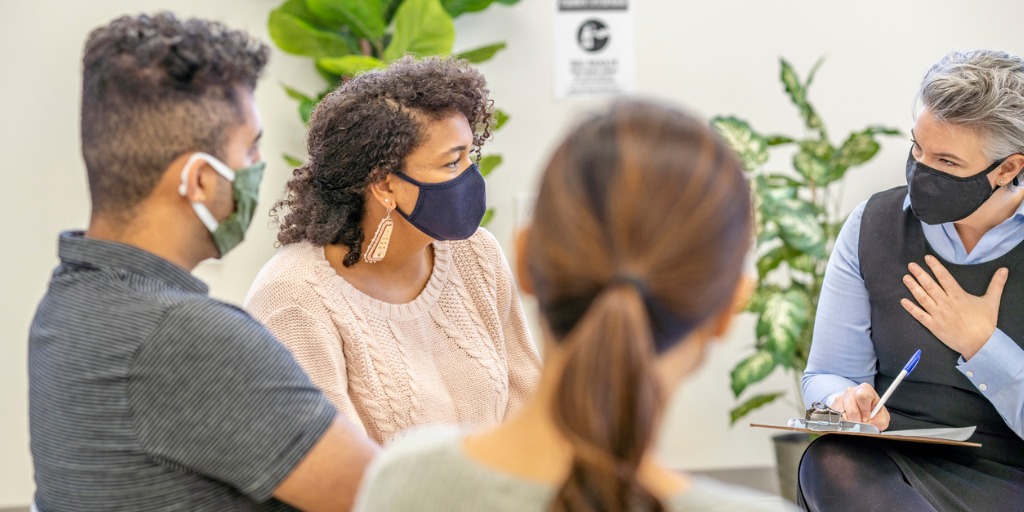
[28,13,376,511]
[245,57,542,446]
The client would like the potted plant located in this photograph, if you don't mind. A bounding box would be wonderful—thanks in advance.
[266,0,517,224]
[710,58,900,502]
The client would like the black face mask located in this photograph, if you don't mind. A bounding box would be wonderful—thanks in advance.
[392,163,486,241]
[906,149,1008,224]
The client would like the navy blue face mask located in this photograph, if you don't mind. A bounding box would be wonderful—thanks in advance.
[906,149,1008,224]
[393,163,487,241]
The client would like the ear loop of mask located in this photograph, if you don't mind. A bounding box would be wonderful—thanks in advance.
[178,152,236,234]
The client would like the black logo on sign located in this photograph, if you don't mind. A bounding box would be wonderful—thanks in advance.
[577,19,609,52]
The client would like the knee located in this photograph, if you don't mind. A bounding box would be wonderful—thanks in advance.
[798,436,869,501]
[800,435,864,478]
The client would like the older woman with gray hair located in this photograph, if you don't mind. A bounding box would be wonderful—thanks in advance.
[799,49,1024,510]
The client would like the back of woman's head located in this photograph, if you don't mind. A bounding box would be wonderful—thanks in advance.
[273,56,493,265]
[527,99,752,512]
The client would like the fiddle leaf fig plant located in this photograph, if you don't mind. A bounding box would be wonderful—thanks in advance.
[711,58,901,424]
[268,0,519,225]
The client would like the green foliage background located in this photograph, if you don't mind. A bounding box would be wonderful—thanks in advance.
[268,0,520,225]
[711,58,901,424]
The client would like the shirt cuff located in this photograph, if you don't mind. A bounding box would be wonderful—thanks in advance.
[824,391,845,409]
[957,328,1024,395]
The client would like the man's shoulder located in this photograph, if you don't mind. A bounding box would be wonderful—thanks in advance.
[153,296,278,353]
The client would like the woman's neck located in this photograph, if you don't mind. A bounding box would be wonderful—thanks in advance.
[324,215,436,304]
[955,186,1024,254]
[462,341,689,497]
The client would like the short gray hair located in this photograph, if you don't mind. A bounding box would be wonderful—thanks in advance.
[916,49,1024,161]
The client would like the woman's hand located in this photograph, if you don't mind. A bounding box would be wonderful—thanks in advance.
[900,255,1007,360]
[830,383,890,431]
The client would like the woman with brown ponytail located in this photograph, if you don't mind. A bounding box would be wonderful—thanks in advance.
[354,99,792,511]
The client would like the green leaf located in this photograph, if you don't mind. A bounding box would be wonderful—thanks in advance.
[317,55,386,76]
[495,0,519,4]
[281,83,314,102]
[780,58,806,110]
[801,140,834,161]
[456,42,507,64]
[793,151,829,184]
[773,197,826,258]
[758,289,811,367]
[780,58,826,137]
[268,0,356,58]
[383,0,404,21]
[746,284,780,314]
[762,173,804,189]
[384,0,455,60]
[757,245,788,279]
[766,135,796,146]
[789,252,821,275]
[866,125,902,137]
[710,116,769,171]
[283,153,305,168]
[756,222,781,248]
[315,61,343,86]
[828,129,880,183]
[299,98,317,124]
[804,55,827,90]
[443,0,496,17]
[730,392,785,424]
[826,219,846,241]
[479,154,502,177]
[307,0,387,40]
[754,174,797,208]
[493,109,510,131]
[480,207,494,226]
[731,350,776,397]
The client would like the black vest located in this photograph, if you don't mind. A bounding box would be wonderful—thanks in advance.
[860,187,1024,467]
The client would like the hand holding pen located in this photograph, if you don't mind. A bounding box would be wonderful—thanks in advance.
[828,349,921,431]
[870,349,922,419]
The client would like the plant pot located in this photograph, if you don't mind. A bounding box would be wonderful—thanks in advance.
[772,432,814,504]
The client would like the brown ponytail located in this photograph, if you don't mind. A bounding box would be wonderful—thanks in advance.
[550,285,664,512]
[528,99,752,512]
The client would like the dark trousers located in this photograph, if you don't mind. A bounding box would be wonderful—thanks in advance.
[798,436,936,512]
[798,435,1024,512]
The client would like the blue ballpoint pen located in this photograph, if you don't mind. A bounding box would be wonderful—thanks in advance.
[870,349,922,419]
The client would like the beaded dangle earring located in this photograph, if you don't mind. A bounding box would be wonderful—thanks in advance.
[364,198,394,264]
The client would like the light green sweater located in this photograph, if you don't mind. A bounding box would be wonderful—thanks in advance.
[355,426,795,511]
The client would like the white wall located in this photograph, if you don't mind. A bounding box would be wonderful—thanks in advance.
[3,0,1023,506]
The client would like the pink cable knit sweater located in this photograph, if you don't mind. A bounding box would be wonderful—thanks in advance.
[244,229,541,445]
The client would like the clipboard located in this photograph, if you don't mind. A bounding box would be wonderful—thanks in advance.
[750,423,981,447]
[751,402,982,448]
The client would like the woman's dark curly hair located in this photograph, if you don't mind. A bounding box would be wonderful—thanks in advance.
[272,56,494,266]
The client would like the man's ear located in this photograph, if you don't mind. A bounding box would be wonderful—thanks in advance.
[176,154,209,203]
[514,225,534,295]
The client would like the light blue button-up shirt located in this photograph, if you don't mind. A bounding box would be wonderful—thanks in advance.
[802,193,1024,438]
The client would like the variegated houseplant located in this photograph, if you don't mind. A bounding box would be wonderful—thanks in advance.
[711,58,901,424]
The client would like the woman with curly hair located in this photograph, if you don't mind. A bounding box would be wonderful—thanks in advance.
[245,56,541,445]
[355,100,790,511]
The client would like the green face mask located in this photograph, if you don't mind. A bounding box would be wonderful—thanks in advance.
[179,152,266,257]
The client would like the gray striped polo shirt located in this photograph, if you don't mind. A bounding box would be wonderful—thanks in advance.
[28,231,337,511]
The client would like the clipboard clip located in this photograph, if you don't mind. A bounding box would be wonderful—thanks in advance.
[786,402,880,434]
